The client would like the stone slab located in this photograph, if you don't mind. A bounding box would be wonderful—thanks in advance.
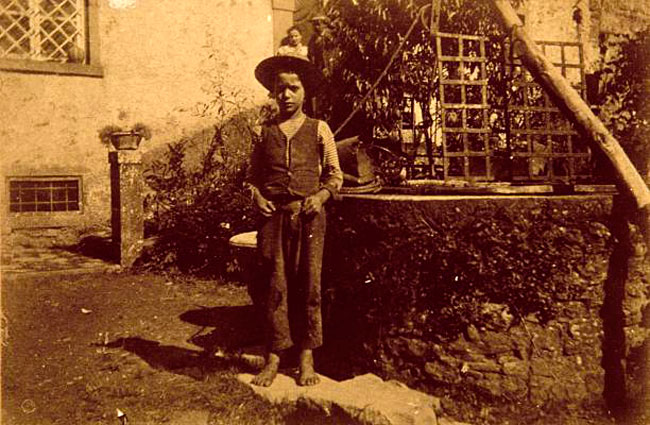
[238,372,437,425]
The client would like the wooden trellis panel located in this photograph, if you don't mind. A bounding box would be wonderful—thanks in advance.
[505,40,591,183]
[436,32,493,180]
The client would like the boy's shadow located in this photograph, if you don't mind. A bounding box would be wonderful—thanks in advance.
[179,304,263,352]
[181,304,301,371]
[105,305,265,381]
[105,337,228,380]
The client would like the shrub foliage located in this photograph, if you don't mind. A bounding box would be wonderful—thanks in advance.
[322,198,612,367]
[142,110,258,276]
[597,29,650,178]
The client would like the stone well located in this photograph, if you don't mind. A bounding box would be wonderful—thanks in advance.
[320,192,647,407]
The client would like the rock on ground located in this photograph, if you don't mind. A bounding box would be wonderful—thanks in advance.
[237,372,438,425]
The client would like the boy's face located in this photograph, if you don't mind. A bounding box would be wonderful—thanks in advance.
[274,72,305,117]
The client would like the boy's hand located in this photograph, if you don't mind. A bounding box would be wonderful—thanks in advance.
[254,192,276,217]
[303,190,330,216]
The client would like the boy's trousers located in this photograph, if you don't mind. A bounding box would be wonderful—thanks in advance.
[254,200,325,352]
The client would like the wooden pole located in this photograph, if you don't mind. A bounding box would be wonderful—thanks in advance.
[491,0,650,209]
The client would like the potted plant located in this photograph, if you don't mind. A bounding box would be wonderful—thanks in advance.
[99,122,152,150]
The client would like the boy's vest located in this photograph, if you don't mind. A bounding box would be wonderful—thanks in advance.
[259,118,321,199]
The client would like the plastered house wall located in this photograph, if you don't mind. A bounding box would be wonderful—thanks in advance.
[522,0,650,73]
[0,0,295,241]
[596,0,650,34]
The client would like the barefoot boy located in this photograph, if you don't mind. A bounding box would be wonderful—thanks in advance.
[247,55,342,387]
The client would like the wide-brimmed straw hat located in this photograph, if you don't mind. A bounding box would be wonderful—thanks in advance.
[254,54,322,95]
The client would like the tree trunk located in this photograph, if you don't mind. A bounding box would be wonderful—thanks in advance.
[490,0,650,209]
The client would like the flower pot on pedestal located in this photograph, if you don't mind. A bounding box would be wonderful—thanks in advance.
[109,132,144,150]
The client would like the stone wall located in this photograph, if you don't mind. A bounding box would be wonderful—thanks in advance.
[321,194,649,408]
[387,302,605,405]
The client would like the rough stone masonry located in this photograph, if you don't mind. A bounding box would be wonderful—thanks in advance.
[321,194,650,407]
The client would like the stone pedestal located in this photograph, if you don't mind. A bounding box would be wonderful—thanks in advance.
[109,151,144,267]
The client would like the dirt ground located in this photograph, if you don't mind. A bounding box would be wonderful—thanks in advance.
[1,271,288,425]
[2,269,646,425]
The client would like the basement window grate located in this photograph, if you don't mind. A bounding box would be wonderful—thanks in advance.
[9,177,81,212]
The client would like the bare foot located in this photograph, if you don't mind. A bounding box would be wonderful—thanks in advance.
[251,352,280,387]
[298,349,320,386]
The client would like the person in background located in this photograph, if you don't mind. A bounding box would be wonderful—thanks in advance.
[307,15,332,73]
[277,26,309,59]
[246,55,343,387]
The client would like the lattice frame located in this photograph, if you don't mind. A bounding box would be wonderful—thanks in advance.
[437,32,493,181]
[0,0,86,62]
[401,35,593,184]
[505,40,591,183]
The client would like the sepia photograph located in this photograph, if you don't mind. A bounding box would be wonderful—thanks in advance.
[1,0,649,423]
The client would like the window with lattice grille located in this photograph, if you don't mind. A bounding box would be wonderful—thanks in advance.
[9,177,82,213]
[0,0,87,63]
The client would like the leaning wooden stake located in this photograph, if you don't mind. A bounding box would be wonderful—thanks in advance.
[491,0,650,209]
